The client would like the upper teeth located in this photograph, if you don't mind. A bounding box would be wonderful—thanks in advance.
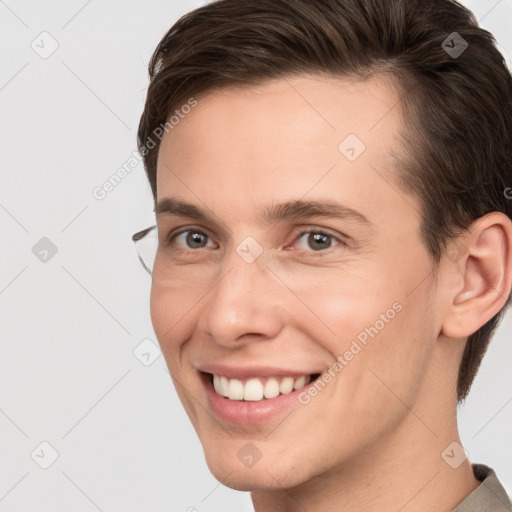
[212,374,312,401]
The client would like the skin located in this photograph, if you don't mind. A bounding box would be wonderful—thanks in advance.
[150,74,512,511]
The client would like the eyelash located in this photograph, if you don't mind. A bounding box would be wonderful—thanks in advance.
[166,226,347,256]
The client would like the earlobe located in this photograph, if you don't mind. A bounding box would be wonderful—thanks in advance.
[441,212,512,339]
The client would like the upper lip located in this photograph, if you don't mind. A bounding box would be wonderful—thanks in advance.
[197,363,321,380]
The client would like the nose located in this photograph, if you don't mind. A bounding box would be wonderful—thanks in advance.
[198,241,286,348]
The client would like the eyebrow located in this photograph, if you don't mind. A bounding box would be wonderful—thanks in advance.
[154,197,373,228]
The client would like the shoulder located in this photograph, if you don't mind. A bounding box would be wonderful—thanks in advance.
[453,464,512,512]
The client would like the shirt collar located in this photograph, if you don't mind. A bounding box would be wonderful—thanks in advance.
[453,464,512,511]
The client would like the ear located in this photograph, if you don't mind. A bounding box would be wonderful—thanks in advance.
[441,212,512,339]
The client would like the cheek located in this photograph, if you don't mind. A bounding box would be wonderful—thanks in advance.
[289,268,396,351]
[340,290,436,418]
[149,282,199,355]
[149,286,166,341]
[295,269,433,390]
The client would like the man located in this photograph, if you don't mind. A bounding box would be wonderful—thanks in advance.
[133,0,512,510]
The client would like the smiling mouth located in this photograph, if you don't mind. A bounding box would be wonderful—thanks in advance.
[203,372,322,402]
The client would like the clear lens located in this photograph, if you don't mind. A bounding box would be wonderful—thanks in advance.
[132,226,158,275]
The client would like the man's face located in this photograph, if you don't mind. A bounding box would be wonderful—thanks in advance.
[151,74,444,490]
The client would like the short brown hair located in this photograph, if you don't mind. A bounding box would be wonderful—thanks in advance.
[137,0,512,402]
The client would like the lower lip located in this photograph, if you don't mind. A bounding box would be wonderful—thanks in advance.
[200,372,315,426]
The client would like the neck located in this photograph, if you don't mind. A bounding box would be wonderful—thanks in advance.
[251,406,480,512]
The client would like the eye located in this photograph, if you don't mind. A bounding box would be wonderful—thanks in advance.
[166,227,346,254]
[169,229,216,250]
[292,230,345,253]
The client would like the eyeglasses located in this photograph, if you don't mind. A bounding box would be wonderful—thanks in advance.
[132,225,158,276]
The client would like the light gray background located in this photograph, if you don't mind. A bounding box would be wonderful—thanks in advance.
[0,1,511,510]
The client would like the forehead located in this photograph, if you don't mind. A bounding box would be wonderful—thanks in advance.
[155,73,413,225]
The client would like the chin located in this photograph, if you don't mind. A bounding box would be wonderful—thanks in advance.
[202,444,315,492]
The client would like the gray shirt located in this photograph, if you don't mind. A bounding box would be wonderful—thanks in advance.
[453,464,512,511]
